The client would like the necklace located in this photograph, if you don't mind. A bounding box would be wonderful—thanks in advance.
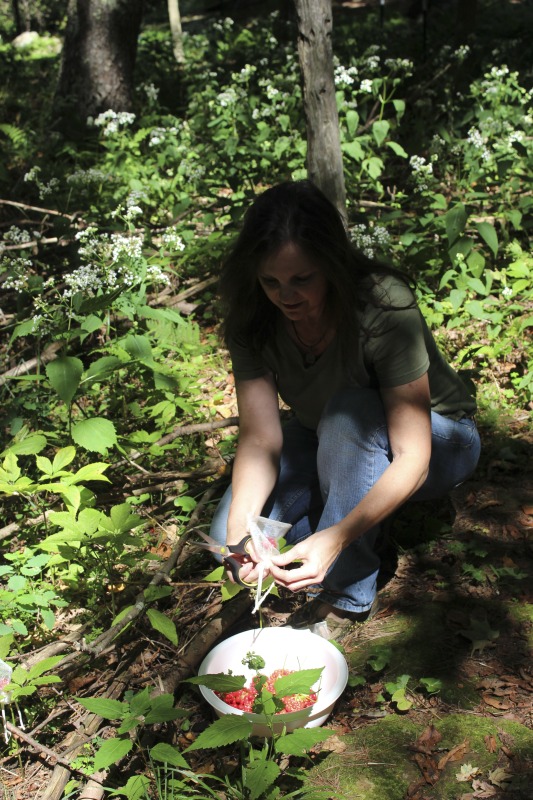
[290,321,329,365]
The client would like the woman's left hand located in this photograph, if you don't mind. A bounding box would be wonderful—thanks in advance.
[268,528,343,592]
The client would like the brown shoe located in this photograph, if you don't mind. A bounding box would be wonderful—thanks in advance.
[285,596,379,640]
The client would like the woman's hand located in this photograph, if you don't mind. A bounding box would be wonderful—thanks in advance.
[268,528,343,592]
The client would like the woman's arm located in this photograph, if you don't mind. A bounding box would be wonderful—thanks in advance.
[269,373,432,591]
[226,373,283,547]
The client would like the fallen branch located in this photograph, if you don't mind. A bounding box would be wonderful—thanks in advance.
[37,675,127,800]
[54,483,220,672]
[0,199,79,221]
[113,415,239,468]
[0,341,62,387]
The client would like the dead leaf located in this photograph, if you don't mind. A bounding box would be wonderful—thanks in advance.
[320,734,347,754]
[412,752,440,784]
[503,524,523,539]
[438,740,470,769]
[484,734,497,753]
[488,767,512,788]
[411,724,443,754]
[456,763,481,782]
[471,779,497,797]
[521,504,533,516]
[482,693,512,710]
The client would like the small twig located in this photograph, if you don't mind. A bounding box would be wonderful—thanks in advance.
[0,341,62,387]
[5,721,91,775]
[0,199,79,221]
[113,415,239,467]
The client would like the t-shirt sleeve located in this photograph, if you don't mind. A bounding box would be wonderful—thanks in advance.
[228,334,269,380]
[363,288,430,388]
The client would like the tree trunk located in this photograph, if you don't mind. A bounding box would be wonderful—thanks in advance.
[54,0,144,130]
[293,0,346,220]
[167,0,185,65]
[11,0,24,34]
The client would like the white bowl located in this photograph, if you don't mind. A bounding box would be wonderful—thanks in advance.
[197,627,348,736]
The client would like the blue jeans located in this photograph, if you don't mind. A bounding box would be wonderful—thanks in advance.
[209,387,481,614]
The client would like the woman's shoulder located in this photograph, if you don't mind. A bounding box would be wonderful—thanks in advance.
[364,271,416,310]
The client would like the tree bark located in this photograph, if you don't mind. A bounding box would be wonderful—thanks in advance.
[54,0,144,128]
[293,0,346,220]
[167,0,185,65]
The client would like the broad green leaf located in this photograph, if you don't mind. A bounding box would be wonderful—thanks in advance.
[52,446,76,472]
[10,319,35,343]
[124,334,152,360]
[445,204,467,246]
[0,635,14,660]
[363,156,384,179]
[475,221,499,257]
[150,742,189,767]
[109,503,142,531]
[419,677,442,694]
[67,463,110,485]
[93,737,133,771]
[184,673,246,693]
[221,579,242,601]
[71,418,117,454]
[108,774,151,799]
[466,250,485,277]
[138,306,184,325]
[372,119,390,147]
[341,140,364,162]
[203,565,225,582]
[41,608,56,630]
[111,605,134,627]
[173,496,197,513]
[128,687,152,718]
[393,98,405,118]
[31,675,62,686]
[10,619,27,636]
[146,608,178,645]
[76,697,126,719]
[386,141,408,158]
[449,288,466,312]
[449,236,474,263]
[3,434,47,456]
[36,456,53,475]
[46,357,83,405]
[85,356,124,380]
[244,760,280,800]
[345,109,359,138]
[145,695,189,724]
[274,668,323,697]
[184,714,253,751]
[275,727,334,756]
[144,585,172,602]
[80,314,104,334]
[26,656,63,681]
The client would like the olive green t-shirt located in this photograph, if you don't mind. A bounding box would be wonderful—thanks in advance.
[229,275,476,430]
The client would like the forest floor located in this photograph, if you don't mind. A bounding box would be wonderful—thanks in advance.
[11,395,532,800]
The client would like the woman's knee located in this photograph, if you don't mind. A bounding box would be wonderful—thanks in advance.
[318,387,388,445]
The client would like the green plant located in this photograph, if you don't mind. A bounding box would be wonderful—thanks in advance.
[183,668,334,799]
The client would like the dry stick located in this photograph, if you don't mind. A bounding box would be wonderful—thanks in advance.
[55,483,221,670]
[0,341,62,387]
[0,199,79,220]
[37,676,127,800]
[5,721,81,773]
[113,416,239,468]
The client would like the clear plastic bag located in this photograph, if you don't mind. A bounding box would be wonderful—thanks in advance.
[247,514,292,612]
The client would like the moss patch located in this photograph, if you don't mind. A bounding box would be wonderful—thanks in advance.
[344,603,480,708]
[307,714,533,800]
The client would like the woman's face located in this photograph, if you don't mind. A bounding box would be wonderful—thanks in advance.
[257,242,329,323]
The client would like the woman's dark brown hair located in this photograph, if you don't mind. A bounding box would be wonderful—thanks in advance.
[219,180,412,354]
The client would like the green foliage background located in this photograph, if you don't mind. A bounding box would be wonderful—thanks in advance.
[0,1,531,797]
